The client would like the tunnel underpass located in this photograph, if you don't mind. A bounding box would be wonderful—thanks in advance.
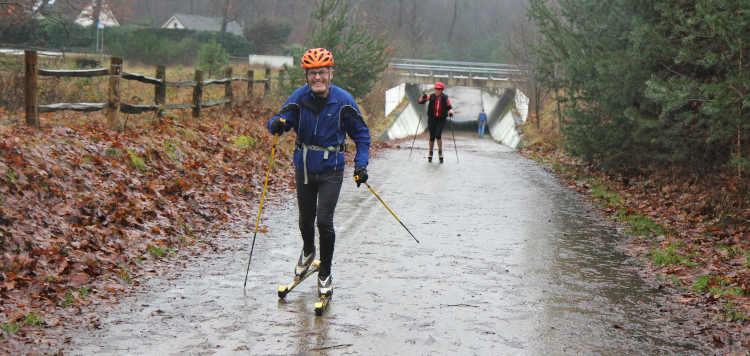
[379,83,525,149]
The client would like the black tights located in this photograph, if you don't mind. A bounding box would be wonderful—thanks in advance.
[428,116,447,141]
[295,169,343,277]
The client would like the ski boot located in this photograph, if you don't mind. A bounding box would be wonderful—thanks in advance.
[295,249,315,277]
[439,150,444,163]
[317,274,333,296]
[315,273,333,316]
[428,150,433,162]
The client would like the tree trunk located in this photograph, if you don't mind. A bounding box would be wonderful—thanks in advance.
[93,0,103,26]
[398,0,403,33]
[220,0,232,34]
[448,0,458,42]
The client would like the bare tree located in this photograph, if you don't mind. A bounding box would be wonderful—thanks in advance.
[447,0,458,42]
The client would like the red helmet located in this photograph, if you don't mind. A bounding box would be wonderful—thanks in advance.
[434,82,445,89]
[301,48,334,69]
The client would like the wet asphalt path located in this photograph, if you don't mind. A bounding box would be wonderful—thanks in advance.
[65,134,703,355]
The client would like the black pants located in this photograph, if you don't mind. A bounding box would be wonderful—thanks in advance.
[428,115,447,141]
[295,168,344,277]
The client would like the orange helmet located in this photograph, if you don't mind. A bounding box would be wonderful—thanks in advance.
[301,48,334,69]
[434,82,445,89]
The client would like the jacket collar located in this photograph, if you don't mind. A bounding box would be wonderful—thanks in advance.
[304,84,341,102]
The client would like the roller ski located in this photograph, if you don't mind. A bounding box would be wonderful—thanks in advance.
[314,274,333,316]
[278,250,319,299]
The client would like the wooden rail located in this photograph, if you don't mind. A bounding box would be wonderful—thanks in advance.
[23,51,284,130]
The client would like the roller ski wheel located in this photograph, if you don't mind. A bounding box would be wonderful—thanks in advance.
[314,292,332,316]
[277,260,320,299]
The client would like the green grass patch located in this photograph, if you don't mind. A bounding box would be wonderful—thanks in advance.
[721,301,750,321]
[164,141,179,161]
[744,252,750,268]
[59,291,75,308]
[650,242,696,267]
[0,322,20,334]
[693,275,748,296]
[618,211,667,237]
[105,147,122,157]
[23,312,44,327]
[5,166,17,184]
[148,246,166,258]
[233,135,255,150]
[693,275,712,294]
[716,244,742,257]
[76,287,91,297]
[550,161,574,176]
[118,265,133,284]
[127,150,147,171]
[656,274,682,287]
[588,180,624,208]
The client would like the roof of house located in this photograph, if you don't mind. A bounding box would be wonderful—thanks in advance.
[164,13,244,36]
[33,0,119,26]
[34,0,89,23]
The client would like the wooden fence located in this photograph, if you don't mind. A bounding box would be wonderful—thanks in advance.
[23,50,285,130]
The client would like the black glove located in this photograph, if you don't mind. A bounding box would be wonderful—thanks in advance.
[353,167,368,188]
[270,117,285,135]
[421,94,427,101]
[449,112,454,119]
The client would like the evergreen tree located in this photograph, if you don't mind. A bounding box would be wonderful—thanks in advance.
[197,39,229,79]
[527,0,750,172]
[282,0,390,100]
[642,0,750,170]
[528,0,661,168]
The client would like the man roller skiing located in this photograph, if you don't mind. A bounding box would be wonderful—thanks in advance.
[268,48,371,299]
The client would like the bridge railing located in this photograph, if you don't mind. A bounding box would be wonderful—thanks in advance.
[388,58,525,79]
[390,58,521,69]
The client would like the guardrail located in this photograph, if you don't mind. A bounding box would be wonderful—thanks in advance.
[23,50,284,130]
[389,58,525,79]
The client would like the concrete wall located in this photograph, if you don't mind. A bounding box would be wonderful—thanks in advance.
[248,55,293,68]
[385,83,406,116]
[482,90,524,149]
[378,84,427,141]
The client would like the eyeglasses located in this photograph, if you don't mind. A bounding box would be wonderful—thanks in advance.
[306,70,330,78]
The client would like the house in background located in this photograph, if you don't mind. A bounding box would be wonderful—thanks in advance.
[162,13,243,36]
[33,0,120,27]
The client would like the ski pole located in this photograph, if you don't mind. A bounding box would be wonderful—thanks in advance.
[449,116,458,163]
[409,102,425,157]
[354,176,419,244]
[244,121,283,289]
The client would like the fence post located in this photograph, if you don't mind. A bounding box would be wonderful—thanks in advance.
[247,70,254,97]
[225,67,233,110]
[264,68,271,95]
[278,70,285,88]
[106,57,123,131]
[24,50,39,129]
[155,65,166,108]
[192,70,203,118]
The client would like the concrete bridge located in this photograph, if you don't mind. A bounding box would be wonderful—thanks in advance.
[379,83,526,150]
[388,58,525,90]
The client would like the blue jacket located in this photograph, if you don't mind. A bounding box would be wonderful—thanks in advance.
[267,84,370,176]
